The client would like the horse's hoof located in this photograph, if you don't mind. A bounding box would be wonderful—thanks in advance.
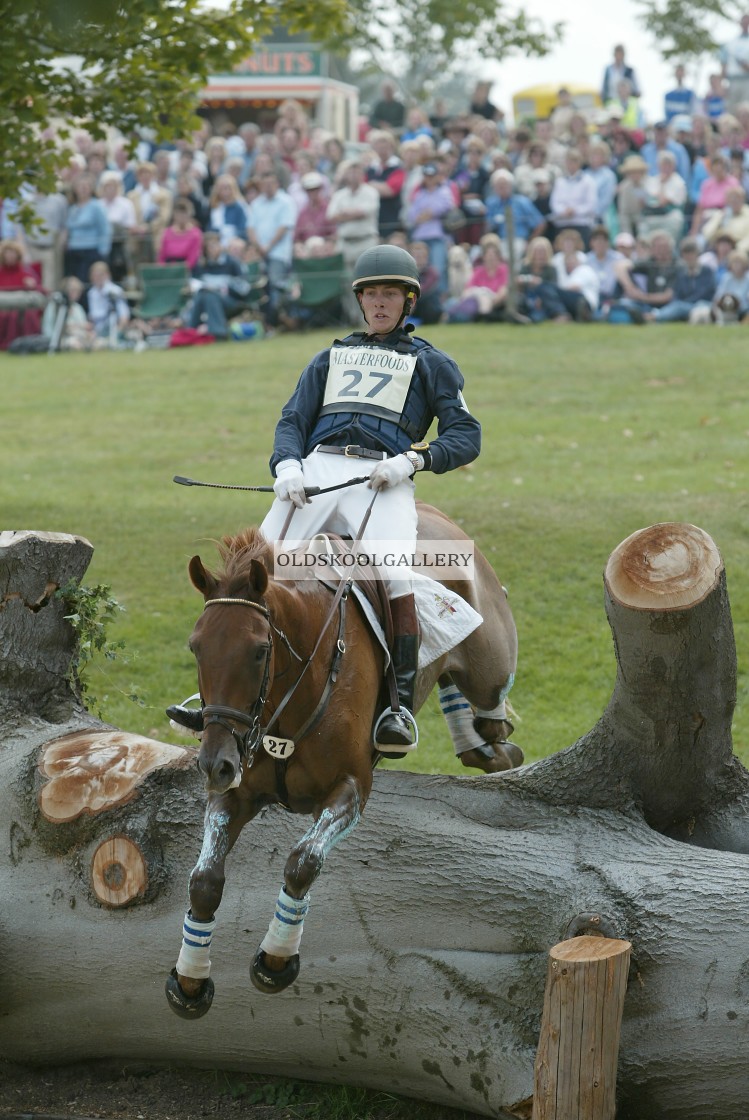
[500,739,524,767]
[250,949,300,994]
[165,968,214,1018]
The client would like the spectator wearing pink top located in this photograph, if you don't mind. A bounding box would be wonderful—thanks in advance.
[690,154,741,238]
[444,233,509,322]
[158,199,203,269]
[293,172,336,249]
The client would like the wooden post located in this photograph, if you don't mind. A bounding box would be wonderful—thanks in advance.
[532,935,631,1120]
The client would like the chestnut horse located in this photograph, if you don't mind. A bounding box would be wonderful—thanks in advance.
[165,501,519,1018]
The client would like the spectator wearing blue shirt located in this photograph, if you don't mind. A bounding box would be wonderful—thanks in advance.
[208,174,248,246]
[246,169,296,327]
[640,121,692,184]
[485,169,546,268]
[586,225,624,305]
[399,107,434,142]
[62,174,111,283]
[711,248,749,318]
[664,65,698,121]
[703,74,728,120]
[587,142,618,225]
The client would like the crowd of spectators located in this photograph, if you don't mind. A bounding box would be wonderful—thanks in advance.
[4,33,749,350]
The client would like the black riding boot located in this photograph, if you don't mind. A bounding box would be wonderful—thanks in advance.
[375,594,419,750]
[166,703,204,734]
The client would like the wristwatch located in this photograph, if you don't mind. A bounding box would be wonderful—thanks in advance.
[408,441,431,472]
[404,450,424,474]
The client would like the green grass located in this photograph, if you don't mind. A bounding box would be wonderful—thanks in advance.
[3,322,749,769]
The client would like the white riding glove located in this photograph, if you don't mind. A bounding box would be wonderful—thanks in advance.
[273,459,308,508]
[368,454,416,492]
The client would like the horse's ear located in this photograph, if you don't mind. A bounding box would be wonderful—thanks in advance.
[188,555,218,597]
[249,558,268,596]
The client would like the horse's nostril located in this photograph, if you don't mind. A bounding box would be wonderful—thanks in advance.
[215,759,236,785]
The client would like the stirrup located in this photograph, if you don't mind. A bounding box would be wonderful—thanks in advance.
[167,693,203,737]
[373,706,419,753]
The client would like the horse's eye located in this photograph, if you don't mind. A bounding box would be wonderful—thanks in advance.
[255,645,269,662]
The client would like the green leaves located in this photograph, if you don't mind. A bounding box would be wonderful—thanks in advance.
[1,0,347,209]
[56,580,129,711]
[634,0,743,59]
[326,0,562,99]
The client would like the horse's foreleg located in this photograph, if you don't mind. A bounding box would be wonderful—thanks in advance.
[437,673,522,773]
[251,775,364,995]
[166,795,257,1018]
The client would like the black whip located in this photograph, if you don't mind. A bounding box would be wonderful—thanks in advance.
[173,474,370,497]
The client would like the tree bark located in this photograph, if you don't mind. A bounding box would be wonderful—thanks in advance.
[0,530,93,719]
[2,525,749,1120]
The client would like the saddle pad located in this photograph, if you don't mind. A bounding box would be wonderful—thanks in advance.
[351,571,483,671]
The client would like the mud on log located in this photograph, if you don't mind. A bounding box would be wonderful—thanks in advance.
[1,525,749,1120]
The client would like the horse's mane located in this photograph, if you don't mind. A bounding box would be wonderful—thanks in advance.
[214,527,275,594]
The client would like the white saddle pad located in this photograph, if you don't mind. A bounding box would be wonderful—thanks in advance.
[349,570,483,670]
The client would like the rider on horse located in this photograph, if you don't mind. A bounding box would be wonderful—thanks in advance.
[258,244,481,752]
[169,244,481,752]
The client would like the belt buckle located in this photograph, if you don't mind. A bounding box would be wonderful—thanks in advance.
[343,445,357,458]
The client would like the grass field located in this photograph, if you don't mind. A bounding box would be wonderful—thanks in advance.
[3,322,749,770]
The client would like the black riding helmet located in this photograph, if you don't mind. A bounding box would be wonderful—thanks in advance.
[351,245,421,329]
[351,245,422,296]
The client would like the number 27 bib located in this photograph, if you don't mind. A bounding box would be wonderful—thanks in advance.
[320,345,417,424]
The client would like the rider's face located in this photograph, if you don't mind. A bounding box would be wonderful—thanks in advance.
[359,284,406,334]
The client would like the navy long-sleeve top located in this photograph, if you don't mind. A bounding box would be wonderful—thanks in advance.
[269,328,481,476]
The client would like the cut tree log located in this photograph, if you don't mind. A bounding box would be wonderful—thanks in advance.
[2,524,749,1120]
[533,935,632,1120]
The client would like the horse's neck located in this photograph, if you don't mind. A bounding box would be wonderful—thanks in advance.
[267,579,326,643]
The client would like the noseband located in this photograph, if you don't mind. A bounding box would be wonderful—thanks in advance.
[200,597,272,761]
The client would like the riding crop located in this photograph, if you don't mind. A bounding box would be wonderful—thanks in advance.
[173,474,370,498]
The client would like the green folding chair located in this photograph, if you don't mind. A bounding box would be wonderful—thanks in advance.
[288,254,346,327]
[135,263,190,321]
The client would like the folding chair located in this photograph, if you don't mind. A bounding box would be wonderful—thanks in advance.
[287,254,346,328]
[135,263,190,322]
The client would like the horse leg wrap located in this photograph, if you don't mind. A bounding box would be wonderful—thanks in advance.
[475,673,515,720]
[439,684,488,756]
[175,912,216,980]
[260,885,310,958]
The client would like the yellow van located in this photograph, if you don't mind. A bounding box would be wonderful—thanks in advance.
[512,84,601,124]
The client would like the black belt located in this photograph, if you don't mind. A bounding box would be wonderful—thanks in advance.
[315,444,388,461]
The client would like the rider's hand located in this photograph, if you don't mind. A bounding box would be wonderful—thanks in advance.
[368,454,416,492]
[273,460,308,508]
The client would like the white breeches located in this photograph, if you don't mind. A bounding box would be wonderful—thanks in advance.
[261,450,417,597]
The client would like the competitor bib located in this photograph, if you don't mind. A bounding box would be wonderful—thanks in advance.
[320,345,418,425]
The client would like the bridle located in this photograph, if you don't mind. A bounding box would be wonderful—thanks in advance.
[200,597,273,763]
[197,581,349,770]
[197,491,378,783]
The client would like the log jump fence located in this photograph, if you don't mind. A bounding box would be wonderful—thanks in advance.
[1,525,749,1119]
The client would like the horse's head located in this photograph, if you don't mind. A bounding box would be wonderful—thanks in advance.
[188,544,272,793]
